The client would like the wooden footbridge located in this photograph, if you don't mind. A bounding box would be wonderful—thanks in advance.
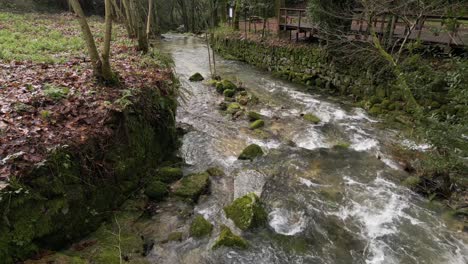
[279,8,468,47]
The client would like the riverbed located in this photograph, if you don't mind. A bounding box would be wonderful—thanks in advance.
[145,34,468,264]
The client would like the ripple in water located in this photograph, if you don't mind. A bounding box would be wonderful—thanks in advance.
[268,208,307,236]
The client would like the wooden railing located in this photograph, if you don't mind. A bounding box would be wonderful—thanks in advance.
[278,8,468,46]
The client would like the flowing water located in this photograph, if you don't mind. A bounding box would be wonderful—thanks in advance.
[148,35,467,264]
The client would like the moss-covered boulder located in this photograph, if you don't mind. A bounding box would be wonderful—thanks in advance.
[189,72,204,82]
[303,113,321,124]
[157,167,183,183]
[216,82,226,94]
[226,102,241,115]
[333,142,351,149]
[212,225,248,250]
[224,193,267,230]
[247,111,262,121]
[144,180,168,201]
[165,232,184,242]
[206,167,225,177]
[221,80,237,90]
[172,172,210,202]
[190,215,213,238]
[223,89,236,98]
[249,119,265,130]
[238,144,264,161]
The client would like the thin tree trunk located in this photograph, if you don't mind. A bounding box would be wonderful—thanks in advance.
[146,0,154,40]
[69,0,102,75]
[122,0,135,37]
[101,0,113,80]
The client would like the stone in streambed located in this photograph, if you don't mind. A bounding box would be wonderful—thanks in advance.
[238,144,264,161]
[189,72,204,82]
[172,172,210,202]
[249,119,265,130]
[247,111,262,121]
[226,102,241,114]
[303,113,321,124]
[144,180,168,201]
[212,225,248,250]
[190,215,213,238]
[157,167,183,183]
[206,167,225,176]
[221,80,237,90]
[224,193,267,230]
[223,89,236,98]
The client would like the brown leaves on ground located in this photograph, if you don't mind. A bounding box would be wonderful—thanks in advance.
[0,43,173,183]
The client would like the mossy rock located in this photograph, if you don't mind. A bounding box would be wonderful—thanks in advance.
[303,113,321,124]
[403,176,421,188]
[190,215,213,238]
[216,82,226,93]
[144,180,168,201]
[249,119,265,130]
[226,102,241,115]
[381,99,391,109]
[172,172,210,202]
[189,72,204,82]
[369,105,382,115]
[157,167,183,183]
[206,167,225,177]
[247,111,262,121]
[166,232,184,242]
[223,89,236,98]
[207,79,219,87]
[212,225,248,250]
[238,144,264,161]
[333,142,351,149]
[224,193,267,230]
[221,80,237,90]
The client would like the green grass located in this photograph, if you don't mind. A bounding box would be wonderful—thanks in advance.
[0,12,127,63]
[0,13,85,63]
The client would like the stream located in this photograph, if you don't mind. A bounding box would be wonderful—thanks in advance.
[148,34,467,264]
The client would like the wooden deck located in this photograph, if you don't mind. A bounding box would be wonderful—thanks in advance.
[279,8,468,46]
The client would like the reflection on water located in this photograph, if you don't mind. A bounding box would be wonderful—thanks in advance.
[147,34,467,264]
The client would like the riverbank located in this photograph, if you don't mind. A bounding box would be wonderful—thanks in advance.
[0,12,180,262]
[212,28,467,217]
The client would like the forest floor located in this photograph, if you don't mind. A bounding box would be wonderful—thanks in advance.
[0,12,173,184]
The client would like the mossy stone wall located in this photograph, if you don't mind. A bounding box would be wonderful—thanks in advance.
[0,87,178,263]
[212,37,384,100]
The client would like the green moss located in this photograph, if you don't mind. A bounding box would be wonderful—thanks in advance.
[190,215,213,238]
[189,72,204,82]
[333,142,351,149]
[207,79,219,87]
[247,111,262,121]
[216,82,226,93]
[223,89,236,98]
[172,172,210,202]
[166,232,184,242]
[403,176,422,188]
[224,193,267,230]
[206,167,225,177]
[43,84,69,101]
[369,105,383,115]
[221,80,237,90]
[226,102,241,115]
[238,144,264,161]
[249,119,265,130]
[303,113,321,124]
[212,225,248,250]
[144,180,168,201]
[157,167,183,183]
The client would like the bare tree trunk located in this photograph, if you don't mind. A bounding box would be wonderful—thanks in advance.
[69,0,102,76]
[101,0,113,80]
[146,0,154,40]
[122,0,135,37]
